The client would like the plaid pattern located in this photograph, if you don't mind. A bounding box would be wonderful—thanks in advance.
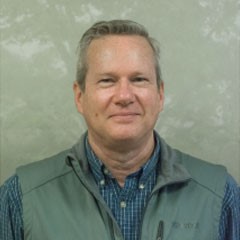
[0,176,23,240]
[0,137,239,239]
[85,136,160,240]
[218,175,240,239]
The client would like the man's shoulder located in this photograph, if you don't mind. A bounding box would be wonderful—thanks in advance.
[176,149,227,198]
[16,149,72,194]
[178,150,227,177]
[158,136,228,198]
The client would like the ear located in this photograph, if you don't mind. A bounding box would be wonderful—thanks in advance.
[158,81,164,112]
[73,81,84,114]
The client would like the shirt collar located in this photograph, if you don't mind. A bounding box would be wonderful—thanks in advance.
[85,132,161,185]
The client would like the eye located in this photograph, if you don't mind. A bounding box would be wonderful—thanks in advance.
[135,77,145,81]
[132,77,148,83]
[98,78,115,87]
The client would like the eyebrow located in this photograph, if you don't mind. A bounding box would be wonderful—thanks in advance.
[96,71,148,78]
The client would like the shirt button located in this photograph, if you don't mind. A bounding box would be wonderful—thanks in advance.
[103,168,109,175]
[139,183,145,189]
[120,201,127,208]
[100,179,105,186]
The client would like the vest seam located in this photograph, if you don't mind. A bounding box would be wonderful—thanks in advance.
[21,169,73,195]
[190,178,225,199]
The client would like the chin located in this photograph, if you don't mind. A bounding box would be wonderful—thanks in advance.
[108,129,144,143]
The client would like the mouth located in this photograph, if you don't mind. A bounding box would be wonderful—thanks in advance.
[109,112,140,122]
[109,112,140,117]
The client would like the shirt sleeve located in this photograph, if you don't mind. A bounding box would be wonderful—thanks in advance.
[0,173,239,240]
[0,175,24,240]
[218,174,240,240]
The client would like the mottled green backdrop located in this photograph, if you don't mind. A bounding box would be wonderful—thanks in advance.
[0,0,239,184]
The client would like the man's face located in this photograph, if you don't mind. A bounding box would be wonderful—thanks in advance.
[74,35,164,147]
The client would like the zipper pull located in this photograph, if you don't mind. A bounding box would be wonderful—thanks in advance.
[156,220,164,240]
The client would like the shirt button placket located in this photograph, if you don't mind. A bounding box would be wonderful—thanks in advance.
[120,201,127,208]
[100,179,105,186]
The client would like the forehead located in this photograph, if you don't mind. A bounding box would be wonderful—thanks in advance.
[86,35,155,67]
[88,34,152,48]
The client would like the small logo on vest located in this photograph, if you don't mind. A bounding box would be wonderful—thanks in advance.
[172,221,199,230]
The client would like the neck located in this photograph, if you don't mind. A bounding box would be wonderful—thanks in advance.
[88,133,155,187]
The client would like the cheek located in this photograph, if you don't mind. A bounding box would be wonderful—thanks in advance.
[146,93,162,114]
[94,90,114,109]
[82,93,109,118]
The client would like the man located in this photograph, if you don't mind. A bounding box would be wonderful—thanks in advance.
[0,20,239,240]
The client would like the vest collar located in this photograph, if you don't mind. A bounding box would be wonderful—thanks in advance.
[67,131,191,192]
[154,132,191,190]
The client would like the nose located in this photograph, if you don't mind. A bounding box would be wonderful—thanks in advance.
[114,79,135,107]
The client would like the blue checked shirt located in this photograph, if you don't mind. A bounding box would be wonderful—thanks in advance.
[85,136,160,240]
[0,136,240,239]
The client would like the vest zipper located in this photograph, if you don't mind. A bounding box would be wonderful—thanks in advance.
[67,155,124,240]
[138,178,190,240]
[156,220,164,240]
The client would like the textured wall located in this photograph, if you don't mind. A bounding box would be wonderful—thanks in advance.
[0,0,239,184]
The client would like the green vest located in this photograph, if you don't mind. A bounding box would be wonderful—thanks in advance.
[17,133,227,240]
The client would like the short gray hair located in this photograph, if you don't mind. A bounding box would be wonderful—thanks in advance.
[76,19,162,91]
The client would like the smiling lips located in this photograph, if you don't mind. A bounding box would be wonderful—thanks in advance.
[109,112,141,122]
